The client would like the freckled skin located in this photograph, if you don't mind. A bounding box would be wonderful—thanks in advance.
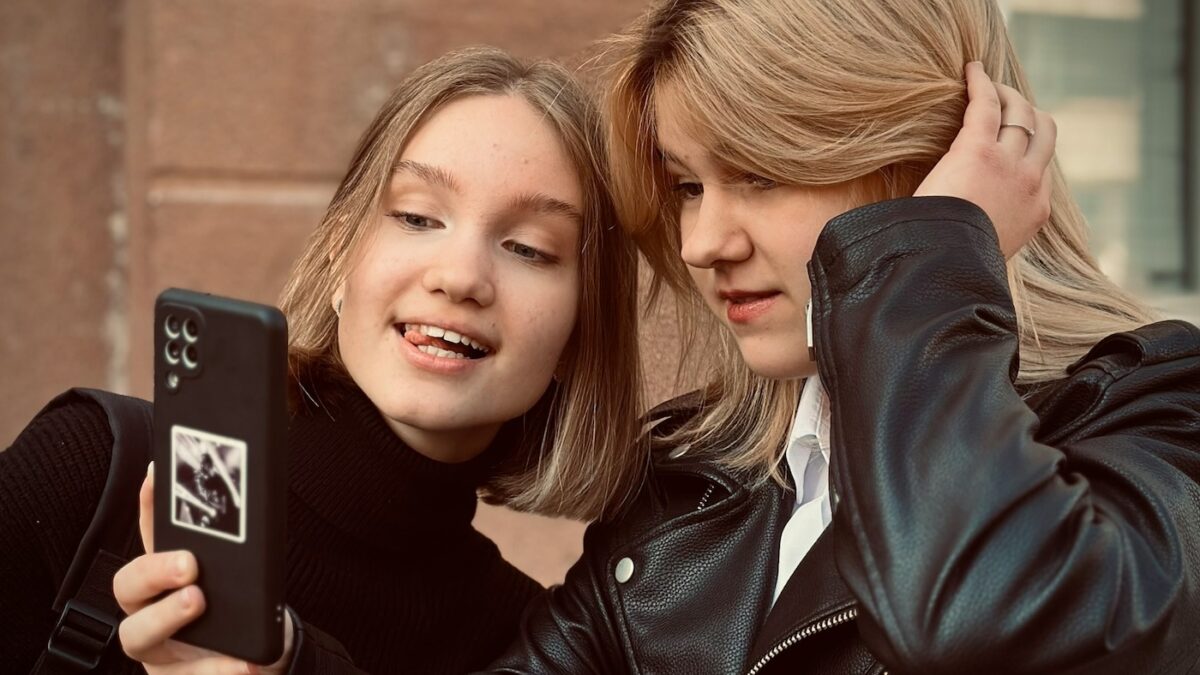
[335,95,583,461]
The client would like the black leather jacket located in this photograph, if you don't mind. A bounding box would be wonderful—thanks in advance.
[480,198,1200,674]
[294,198,1200,674]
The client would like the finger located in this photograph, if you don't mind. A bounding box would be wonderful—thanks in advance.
[151,655,259,675]
[119,585,206,661]
[113,550,199,615]
[1025,108,1057,168]
[995,83,1036,152]
[141,461,155,554]
[1037,162,1054,225]
[960,62,1002,141]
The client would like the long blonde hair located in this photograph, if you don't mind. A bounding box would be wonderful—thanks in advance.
[279,47,645,519]
[606,0,1156,481]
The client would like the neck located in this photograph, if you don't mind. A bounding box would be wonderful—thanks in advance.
[382,417,502,464]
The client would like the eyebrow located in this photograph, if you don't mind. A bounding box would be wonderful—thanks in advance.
[659,149,687,170]
[508,192,584,226]
[659,146,748,181]
[393,160,460,192]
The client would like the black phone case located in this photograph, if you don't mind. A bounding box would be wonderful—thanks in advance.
[152,288,288,664]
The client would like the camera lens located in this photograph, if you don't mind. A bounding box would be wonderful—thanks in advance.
[183,344,199,370]
[165,340,182,365]
[183,319,199,342]
[164,315,181,338]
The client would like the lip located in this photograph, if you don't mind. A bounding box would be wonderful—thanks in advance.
[396,319,494,372]
[718,290,781,325]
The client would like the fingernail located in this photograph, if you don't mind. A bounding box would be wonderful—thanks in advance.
[176,552,191,577]
[147,460,154,477]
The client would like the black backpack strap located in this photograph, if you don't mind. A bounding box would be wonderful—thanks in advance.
[32,388,153,674]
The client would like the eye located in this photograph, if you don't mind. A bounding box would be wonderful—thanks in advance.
[672,181,704,200]
[387,210,440,230]
[504,240,554,264]
[739,173,778,190]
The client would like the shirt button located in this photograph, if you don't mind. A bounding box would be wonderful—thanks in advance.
[615,557,635,584]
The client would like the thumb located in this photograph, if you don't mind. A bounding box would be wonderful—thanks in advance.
[139,462,156,554]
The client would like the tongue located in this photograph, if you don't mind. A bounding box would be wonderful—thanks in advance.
[405,330,472,356]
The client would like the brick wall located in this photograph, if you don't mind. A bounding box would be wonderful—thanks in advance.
[1,0,701,587]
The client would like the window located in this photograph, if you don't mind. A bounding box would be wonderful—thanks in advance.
[1002,0,1199,322]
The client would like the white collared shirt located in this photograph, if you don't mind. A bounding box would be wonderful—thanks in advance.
[771,374,835,605]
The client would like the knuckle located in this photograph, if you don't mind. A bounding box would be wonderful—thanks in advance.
[978,144,1006,170]
[1022,171,1043,198]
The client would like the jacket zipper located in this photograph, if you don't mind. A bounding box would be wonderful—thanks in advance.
[744,607,882,675]
[696,483,717,511]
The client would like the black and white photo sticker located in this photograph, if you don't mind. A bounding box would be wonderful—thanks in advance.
[170,425,247,543]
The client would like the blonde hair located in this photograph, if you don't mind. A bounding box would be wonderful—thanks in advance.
[606,0,1156,481]
[279,47,644,520]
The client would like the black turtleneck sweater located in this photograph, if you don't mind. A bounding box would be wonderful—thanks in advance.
[0,386,544,673]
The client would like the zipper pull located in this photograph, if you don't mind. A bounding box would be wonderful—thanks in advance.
[806,298,816,361]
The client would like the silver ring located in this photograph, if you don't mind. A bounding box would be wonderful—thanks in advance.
[999,123,1035,139]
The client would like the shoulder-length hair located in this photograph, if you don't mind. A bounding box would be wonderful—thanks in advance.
[279,46,644,520]
[605,0,1156,483]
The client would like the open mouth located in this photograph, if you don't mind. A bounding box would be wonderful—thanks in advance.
[398,323,492,360]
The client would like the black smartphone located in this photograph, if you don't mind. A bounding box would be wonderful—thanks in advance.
[152,288,288,664]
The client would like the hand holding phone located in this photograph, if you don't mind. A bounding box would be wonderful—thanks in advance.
[112,465,295,672]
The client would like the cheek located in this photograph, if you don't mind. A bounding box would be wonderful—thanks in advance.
[511,280,578,367]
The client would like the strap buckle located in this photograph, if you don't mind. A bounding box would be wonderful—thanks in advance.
[46,599,119,671]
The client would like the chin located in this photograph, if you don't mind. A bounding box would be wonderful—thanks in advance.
[736,338,815,380]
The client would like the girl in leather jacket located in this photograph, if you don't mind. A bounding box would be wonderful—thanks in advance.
[491,0,1200,673]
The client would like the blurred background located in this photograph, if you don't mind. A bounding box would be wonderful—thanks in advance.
[2,0,1198,587]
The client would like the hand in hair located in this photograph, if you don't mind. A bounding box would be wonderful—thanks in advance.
[914,62,1057,259]
[113,464,294,674]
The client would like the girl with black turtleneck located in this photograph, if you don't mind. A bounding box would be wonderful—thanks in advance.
[0,46,644,674]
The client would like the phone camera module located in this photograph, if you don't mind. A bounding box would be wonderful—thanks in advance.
[182,344,200,370]
[183,319,200,342]
[165,340,182,365]
[164,314,182,338]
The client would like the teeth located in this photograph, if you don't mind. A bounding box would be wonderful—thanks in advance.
[417,344,465,360]
[406,323,490,354]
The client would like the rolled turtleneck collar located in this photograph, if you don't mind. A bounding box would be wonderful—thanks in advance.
[287,384,515,546]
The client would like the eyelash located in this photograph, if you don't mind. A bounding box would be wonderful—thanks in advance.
[388,210,440,230]
[386,210,556,264]
[670,173,778,201]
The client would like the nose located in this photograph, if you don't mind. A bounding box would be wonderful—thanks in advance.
[679,189,752,270]
[421,234,496,307]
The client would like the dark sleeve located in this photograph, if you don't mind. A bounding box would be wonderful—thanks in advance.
[0,398,115,671]
[810,197,1200,674]
[476,523,627,674]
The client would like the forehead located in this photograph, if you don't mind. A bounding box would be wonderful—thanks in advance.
[651,81,721,167]
[397,94,584,206]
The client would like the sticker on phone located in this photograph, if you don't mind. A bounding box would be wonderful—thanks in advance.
[170,424,247,543]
